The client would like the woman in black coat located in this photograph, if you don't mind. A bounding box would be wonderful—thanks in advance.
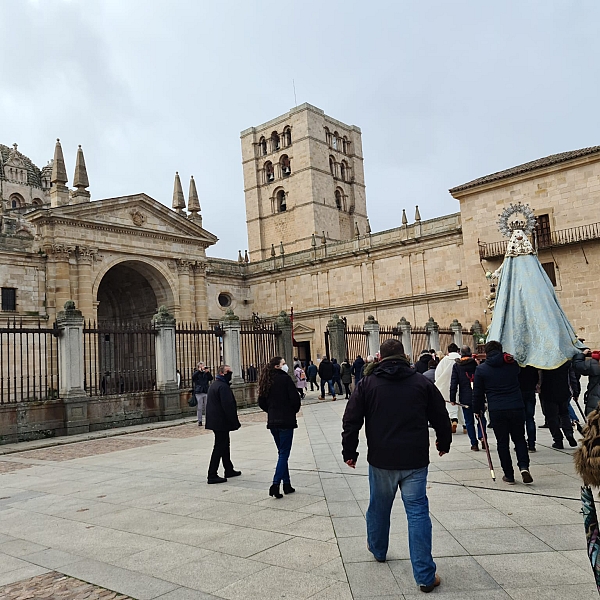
[258,356,301,499]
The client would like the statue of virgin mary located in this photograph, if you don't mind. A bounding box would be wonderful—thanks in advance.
[486,203,585,369]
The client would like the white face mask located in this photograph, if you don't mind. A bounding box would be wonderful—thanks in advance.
[281,364,289,373]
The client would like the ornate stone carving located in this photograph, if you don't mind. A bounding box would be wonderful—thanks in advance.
[76,246,98,263]
[176,259,193,273]
[130,210,146,227]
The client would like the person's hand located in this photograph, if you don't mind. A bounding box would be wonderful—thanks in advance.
[438,451,447,457]
[345,459,356,469]
[451,402,456,406]
[584,349,592,357]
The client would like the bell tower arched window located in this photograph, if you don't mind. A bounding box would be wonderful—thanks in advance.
[332,131,339,150]
[264,161,274,183]
[280,155,291,177]
[277,189,287,212]
[9,193,24,209]
[259,137,267,156]
[340,162,346,181]
[271,131,280,152]
[335,189,342,210]
[329,156,336,177]
[283,127,292,146]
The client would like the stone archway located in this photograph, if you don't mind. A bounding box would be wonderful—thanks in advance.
[97,260,175,325]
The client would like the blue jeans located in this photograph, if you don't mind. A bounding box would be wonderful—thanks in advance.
[522,390,536,448]
[366,465,436,587]
[463,407,487,447]
[320,379,335,397]
[271,428,294,485]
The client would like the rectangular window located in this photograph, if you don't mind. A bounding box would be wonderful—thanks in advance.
[541,262,557,286]
[535,213,551,248]
[1,288,16,311]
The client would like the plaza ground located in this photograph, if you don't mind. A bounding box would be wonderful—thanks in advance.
[0,390,596,599]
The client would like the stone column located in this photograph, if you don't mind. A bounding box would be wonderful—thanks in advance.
[153,306,180,420]
[56,300,90,435]
[327,314,346,362]
[425,317,440,352]
[47,244,73,318]
[76,246,96,322]
[276,310,294,377]
[193,261,209,326]
[364,315,380,357]
[450,319,463,348]
[397,317,413,361]
[176,259,193,323]
[221,308,244,385]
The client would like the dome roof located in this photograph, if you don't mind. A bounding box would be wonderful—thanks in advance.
[0,144,43,188]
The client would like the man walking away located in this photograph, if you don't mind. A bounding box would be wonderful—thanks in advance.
[450,346,487,451]
[340,358,353,399]
[422,360,437,383]
[332,358,343,395]
[318,357,336,400]
[352,355,365,386]
[415,350,433,374]
[518,365,539,452]
[192,362,213,426]
[306,361,318,391]
[539,363,577,449]
[435,344,462,433]
[205,365,242,484]
[342,339,451,593]
[473,341,533,484]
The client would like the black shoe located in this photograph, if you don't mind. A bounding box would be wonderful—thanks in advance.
[538,423,549,428]
[269,484,283,499]
[283,483,295,494]
[520,469,533,484]
[420,574,440,593]
[198,422,202,426]
[502,475,515,484]
[576,422,584,435]
[367,542,386,563]
[552,441,564,449]
[566,436,578,448]
[528,446,536,453]
[225,470,242,478]
[207,476,227,484]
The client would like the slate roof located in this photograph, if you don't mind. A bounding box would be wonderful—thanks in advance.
[0,144,44,188]
[450,146,600,193]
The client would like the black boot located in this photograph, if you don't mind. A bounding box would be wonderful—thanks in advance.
[283,483,295,494]
[566,435,578,447]
[269,484,283,499]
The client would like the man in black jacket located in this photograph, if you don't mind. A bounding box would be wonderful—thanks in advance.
[473,341,533,484]
[342,339,451,593]
[351,355,365,385]
[318,357,336,400]
[539,363,577,449]
[205,364,242,484]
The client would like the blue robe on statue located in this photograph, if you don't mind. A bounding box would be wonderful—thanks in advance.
[487,253,584,369]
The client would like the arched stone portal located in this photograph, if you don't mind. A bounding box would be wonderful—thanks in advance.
[97,260,175,325]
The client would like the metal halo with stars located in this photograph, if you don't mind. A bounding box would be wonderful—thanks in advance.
[497,203,537,238]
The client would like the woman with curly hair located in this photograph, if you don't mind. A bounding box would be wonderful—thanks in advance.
[258,357,301,499]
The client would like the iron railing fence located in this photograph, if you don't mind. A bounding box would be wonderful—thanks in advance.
[478,221,600,259]
[84,321,157,396]
[240,322,280,382]
[0,319,60,404]
[438,330,456,354]
[410,327,430,362]
[176,323,223,389]
[378,325,402,345]
[344,325,369,361]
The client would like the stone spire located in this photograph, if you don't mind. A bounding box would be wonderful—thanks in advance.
[172,172,186,215]
[50,139,69,207]
[271,243,276,257]
[402,209,408,226]
[71,145,90,203]
[238,250,244,263]
[366,219,371,234]
[244,250,249,263]
[187,175,202,224]
[415,205,421,222]
[354,222,360,238]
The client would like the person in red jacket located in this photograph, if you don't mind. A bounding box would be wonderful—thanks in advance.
[342,338,451,593]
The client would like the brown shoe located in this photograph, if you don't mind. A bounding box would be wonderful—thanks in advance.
[451,422,457,434]
[420,574,440,593]
[318,397,325,400]
[470,444,479,451]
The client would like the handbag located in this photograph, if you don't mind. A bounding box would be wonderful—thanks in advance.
[187,390,198,407]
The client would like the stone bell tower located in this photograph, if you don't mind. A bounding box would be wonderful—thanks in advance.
[241,103,368,261]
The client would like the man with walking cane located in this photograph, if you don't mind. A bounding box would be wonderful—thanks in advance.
[473,341,533,485]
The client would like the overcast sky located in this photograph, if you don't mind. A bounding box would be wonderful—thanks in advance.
[1,1,598,258]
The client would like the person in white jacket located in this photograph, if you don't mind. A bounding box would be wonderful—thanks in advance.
[435,343,462,433]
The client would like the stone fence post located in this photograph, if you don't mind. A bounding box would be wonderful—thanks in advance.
[327,314,346,363]
[450,319,463,347]
[220,308,244,385]
[398,317,413,361]
[153,306,180,420]
[425,317,440,352]
[56,300,89,435]
[364,315,380,357]
[276,311,294,378]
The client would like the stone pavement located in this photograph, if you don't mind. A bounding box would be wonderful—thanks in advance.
[0,390,596,599]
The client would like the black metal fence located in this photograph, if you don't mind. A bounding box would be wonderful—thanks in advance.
[240,322,280,382]
[379,326,402,345]
[0,319,60,404]
[84,321,157,396]
[176,323,223,389]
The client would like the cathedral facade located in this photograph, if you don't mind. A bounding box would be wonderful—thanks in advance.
[1,104,599,361]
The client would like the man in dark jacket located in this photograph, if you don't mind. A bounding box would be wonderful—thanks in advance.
[573,350,600,415]
[192,361,213,426]
[473,341,533,484]
[450,346,486,451]
[306,361,318,391]
[205,364,242,484]
[332,358,343,395]
[342,339,451,593]
[415,350,433,374]
[518,366,539,451]
[539,363,577,449]
[351,355,365,385]
[340,358,353,399]
[318,357,336,400]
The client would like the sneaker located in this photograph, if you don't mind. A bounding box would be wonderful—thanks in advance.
[470,444,479,451]
[420,574,441,593]
[552,441,564,449]
[451,422,457,434]
[502,475,516,484]
[520,469,533,484]
[207,476,227,484]
[367,542,386,563]
[224,470,242,478]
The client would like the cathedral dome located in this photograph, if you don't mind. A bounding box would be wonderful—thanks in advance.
[0,144,43,188]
